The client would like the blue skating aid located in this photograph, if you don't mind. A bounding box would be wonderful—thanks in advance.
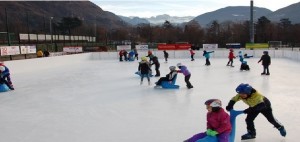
[135,71,153,77]
[161,75,179,89]
[128,57,135,61]
[195,110,244,142]
[0,83,10,92]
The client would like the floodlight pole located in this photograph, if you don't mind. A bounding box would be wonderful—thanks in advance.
[250,0,254,43]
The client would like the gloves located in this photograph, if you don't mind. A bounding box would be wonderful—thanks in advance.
[243,107,254,114]
[226,100,235,111]
[206,129,218,136]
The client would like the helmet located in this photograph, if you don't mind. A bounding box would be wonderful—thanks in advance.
[169,66,176,71]
[242,61,247,64]
[230,48,233,51]
[141,56,147,61]
[263,51,268,54]
[177,63,182,67]
[238,51,242,54]
[236,83,253,95]
[148,50,152,55]
[205,99,222,107]
[0,66,5,72]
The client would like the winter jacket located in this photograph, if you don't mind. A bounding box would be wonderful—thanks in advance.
[207,108,232,134]
[258,54,271,66]
[228,51,235,59]
[177,65,190,76]
[164,51,169,58]
[138,61,151,74]
[190,50,195,55]
[166,71,177,80]
[230,91,267,112]
[203,51,214,59]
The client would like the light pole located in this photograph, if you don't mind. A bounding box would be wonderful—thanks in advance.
[250,0,254,43]
[50,17,53,48]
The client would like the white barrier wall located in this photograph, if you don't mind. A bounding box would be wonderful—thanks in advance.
[90,49,300,62]
[5,53,91,74]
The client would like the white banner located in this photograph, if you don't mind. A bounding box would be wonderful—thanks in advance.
[63,46,83,53]
[0,46,20,56]
[20,45,37,54]
[135,45,148,50]
[203,44,218,51]
[117,45,131,51]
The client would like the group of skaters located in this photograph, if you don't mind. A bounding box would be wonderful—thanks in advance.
[119,48,138,61]
[184,83,286,142]
[138,50,193,89]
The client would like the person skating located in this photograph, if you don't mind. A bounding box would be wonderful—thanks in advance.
[151,56,160,77]
[155,66,177,87]
[190,48,195,61]
[184,99,231,142]
[177,63,193,89]
[258,51,271,75]
[138,57,152,85]
[203,50,214,66]
[163,50,169,63]
[226,49,235,67]
[0,63,14,90]
[226,83,286,140]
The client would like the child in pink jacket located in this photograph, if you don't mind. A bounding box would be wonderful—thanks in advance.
[184,99,231,142]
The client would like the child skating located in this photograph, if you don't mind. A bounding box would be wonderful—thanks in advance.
[203,50,214,66]
[163,50,169,63]
[155,66,177,87]
[138,57,152,85]
[190,48,195,61]
[226,83,286,140]
[226,48,235,67]
[184,99,231,142]
[176,63,193,89]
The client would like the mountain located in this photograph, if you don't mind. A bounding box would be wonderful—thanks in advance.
[145,14,194,25]
[118,16,150,26]
[0,1,128,32]
[193,6,272,27]
[266,2,300,23]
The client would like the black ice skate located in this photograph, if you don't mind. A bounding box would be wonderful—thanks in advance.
[241,132,256,140]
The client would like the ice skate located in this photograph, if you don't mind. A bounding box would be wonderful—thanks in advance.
[148,81,151,85]
[140,81,143,85]
[278,126,286,137]
[241,133,256,140]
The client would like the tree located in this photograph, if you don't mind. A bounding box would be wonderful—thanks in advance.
[57,17,82,35]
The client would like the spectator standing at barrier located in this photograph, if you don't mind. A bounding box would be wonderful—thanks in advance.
[163,50,169,63]
[176,63,193,89]
[190,48,195,61]
[258,51,271,75]
[203,50,214,66]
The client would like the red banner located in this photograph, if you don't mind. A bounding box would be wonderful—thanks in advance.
[157,44,191,50]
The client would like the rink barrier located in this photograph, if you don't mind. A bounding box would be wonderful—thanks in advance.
[90,49,300,62]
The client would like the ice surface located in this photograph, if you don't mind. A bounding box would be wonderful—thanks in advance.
[0,56,298,142]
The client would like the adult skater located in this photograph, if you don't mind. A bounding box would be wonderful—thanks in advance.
[226,83,286,140]
[258,51,271,75]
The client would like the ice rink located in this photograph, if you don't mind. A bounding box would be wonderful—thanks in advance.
[0,55,299,142]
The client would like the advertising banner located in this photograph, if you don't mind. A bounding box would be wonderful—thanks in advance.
[117,45,131,51]
[157,44,191,50]
[0,46,20,56]
[63,46,83,53]
[203,44,218,51]
[246,43,268,49]
[135,45,148,50]
[20,45,37,54]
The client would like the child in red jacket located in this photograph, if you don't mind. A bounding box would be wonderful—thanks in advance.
[190,49,195,61]
[184,99,231,142]
[226,48,235,67]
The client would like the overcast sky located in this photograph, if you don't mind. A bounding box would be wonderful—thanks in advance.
[91,0,300,18]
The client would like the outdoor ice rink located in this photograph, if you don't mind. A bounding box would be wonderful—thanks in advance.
[0,52,299,142]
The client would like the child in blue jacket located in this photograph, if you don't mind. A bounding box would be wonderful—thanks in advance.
[203,50,214,66]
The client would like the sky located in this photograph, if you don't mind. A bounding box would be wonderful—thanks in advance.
[1,51,299,142]
[91,0,300,18]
